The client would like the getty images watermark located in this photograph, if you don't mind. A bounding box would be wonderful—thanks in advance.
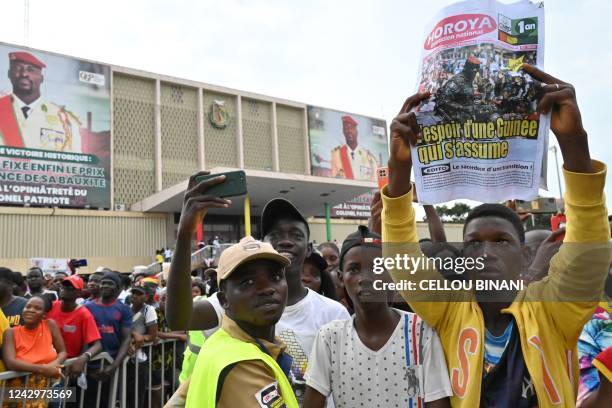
[372,254,525,292]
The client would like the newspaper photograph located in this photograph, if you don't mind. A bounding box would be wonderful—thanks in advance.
[411,0,548,204]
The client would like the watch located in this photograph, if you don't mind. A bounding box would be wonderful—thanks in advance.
[83,352,92,361]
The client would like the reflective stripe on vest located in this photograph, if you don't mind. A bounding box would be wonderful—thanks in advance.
[187,339,201,354]
[178,295,207,383]
[186,328,298,408]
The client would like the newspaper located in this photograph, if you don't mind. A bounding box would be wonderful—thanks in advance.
[411,0,548,204]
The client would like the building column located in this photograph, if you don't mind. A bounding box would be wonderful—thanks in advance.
[236,95,244,168]
[244,195,251,236]
[271,102,280,172]
[154,79,163,192]
[325,202,331,241]
[198,88,206,170]
[303,107,311,174]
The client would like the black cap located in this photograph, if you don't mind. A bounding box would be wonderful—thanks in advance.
[130,285,147,295]
[339,225,382,271]
[260,198,309,239]
[101,271,122,289]
[305,249,328,272]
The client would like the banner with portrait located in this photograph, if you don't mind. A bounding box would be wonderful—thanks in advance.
[308,106,388,182]
[0,43,111,208]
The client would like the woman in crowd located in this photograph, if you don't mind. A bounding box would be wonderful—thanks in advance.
[318,242,351,310]
[302,247,338,301]
[190,281,206,298]
[2,295,67,408]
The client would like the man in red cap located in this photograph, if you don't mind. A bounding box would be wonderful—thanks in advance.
[0,51,82,152]
[47,274,102,377]
[330,114,378,180]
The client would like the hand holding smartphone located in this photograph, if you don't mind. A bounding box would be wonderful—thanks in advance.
[194,170,247,198]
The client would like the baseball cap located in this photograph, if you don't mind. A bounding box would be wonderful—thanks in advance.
[339,225,382,271]
[131,286,147,295]
[61,275,84,290]
[217,236,290,284]
[131,283,148,295]
[260,198,309,239]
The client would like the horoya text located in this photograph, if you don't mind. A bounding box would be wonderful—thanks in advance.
[425,14,496,49]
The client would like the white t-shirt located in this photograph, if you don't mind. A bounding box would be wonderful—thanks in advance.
[276,289,350,402]
[305,309,452,407]
[118,289,129,303]
[132,303,158,362]
[203,292,224,338]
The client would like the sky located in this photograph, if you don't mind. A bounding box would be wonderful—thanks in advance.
[1,0,610,216]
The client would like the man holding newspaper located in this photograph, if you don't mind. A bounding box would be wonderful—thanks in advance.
[382,64,610,407]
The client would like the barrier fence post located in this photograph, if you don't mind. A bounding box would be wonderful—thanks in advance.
[121,357,127,408]
[96,357,104,408]
[148,344,152,408]
[172,341,177,393]
[161,341,165,404]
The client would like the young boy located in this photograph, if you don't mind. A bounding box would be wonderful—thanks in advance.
[383,65,611,407]
[304,226,452,407]
[186,236,298,408]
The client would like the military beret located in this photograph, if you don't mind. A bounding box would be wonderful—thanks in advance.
[467,55,481,65]
[341,115,358,127]
[9,52,46,69]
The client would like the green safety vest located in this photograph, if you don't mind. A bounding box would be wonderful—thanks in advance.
[186,328,298,408]
[179,295,207,384]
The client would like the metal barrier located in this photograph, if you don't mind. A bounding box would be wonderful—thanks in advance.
[191,243,234,269]
[119,339,182,408]
[0,339,183,408]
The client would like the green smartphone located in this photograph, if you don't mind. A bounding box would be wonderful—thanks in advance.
[194,170,247,198]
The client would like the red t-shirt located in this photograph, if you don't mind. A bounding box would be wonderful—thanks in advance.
[47,301,101,358]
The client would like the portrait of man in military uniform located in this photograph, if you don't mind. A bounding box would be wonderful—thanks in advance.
[0,52,82,152]
[434,55,481,123]
[330,115,378,181]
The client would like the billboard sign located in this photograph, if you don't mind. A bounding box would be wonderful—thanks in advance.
[0,43,111,208]
[308,106,388,181]
[330,190,375,219]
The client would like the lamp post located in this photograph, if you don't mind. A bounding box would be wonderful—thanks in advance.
[549,145,563,198]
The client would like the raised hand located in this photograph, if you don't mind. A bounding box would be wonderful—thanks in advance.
[388,92,430,197]
[177,171,232,239]
[522,64,592,173]
[524,227,565,283]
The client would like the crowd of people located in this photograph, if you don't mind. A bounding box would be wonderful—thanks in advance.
[0,264,193,408]
[0,64,610,408]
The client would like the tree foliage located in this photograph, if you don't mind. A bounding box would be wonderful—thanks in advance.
[434,203,472,223]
